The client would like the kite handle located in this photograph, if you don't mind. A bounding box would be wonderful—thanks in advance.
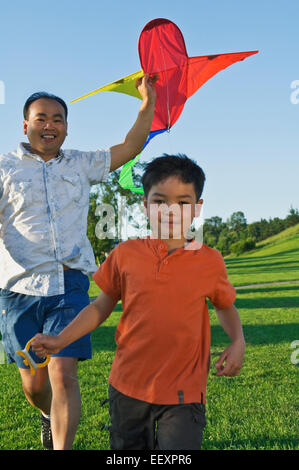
[16,336,51,376]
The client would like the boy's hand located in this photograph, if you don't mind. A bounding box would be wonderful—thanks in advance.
[136,73,158,105]
[31,333,62,357]
[215,339,245,377]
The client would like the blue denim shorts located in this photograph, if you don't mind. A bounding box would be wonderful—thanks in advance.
[0,270,92,369]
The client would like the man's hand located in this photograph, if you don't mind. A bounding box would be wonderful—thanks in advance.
[32,333,62,357]
[136,73,158,107]
[109,73,158,171]
[215,339,245,377]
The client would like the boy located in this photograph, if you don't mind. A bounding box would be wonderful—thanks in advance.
[32,154,245,450]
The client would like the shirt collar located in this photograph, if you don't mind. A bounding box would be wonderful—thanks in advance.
[145,236,201,257]
[17,142,69,162]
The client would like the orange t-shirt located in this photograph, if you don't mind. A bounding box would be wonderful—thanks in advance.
[92,237,236,405]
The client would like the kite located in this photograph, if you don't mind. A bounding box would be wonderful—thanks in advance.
[71,18,258,193]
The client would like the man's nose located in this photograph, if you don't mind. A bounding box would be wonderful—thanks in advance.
[43,121,55,129]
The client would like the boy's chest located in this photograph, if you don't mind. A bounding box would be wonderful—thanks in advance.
[121,251,217,300]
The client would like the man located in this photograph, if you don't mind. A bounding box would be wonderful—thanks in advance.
[0,74,156,450]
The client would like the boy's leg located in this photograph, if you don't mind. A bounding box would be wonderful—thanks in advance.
[155,403,206,450]
[108,385,155,450]
[47,357,81,450]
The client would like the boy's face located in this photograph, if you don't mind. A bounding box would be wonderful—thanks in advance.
[143,176,203,240]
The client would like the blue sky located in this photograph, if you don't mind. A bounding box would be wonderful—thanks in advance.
[0,0,298,223]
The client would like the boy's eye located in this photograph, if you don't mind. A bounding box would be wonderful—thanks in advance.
[179,201,189,205]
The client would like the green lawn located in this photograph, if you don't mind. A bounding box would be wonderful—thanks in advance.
[225,224,299,286]
[0,225,298,450]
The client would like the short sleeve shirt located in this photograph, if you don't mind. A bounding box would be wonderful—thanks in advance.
[93,237,236,405]
[0,143,110,296]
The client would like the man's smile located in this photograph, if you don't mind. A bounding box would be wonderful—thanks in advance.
[41,134,57,142]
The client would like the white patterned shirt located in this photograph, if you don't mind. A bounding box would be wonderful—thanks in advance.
[0,143,111,296]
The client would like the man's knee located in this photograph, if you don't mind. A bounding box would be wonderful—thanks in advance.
[19,367,50,403]
[48,357,78,392]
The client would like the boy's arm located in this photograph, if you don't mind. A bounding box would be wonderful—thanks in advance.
[32,291,117,357]
[213,304,246,377]
[109,74,157,172]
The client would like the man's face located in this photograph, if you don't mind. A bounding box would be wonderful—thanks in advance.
[23,98,68,158]
[143,176,203,240]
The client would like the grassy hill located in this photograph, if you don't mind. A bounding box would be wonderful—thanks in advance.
[225,223,299,287]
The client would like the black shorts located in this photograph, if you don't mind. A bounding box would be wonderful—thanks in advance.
[108,384,206,450]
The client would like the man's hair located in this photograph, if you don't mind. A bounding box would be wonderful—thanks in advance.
[23,92,68,120]
[141,154,206,200]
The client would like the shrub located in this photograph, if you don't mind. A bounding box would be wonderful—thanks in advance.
[230,237,256,256]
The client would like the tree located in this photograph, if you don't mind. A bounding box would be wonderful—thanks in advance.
[87,164,145,263]
[285,206,299,228]
[203,216,226,247]
[227,211,247,237]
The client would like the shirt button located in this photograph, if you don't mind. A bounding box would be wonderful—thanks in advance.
[164,260,168,265]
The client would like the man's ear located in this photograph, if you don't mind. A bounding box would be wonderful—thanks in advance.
[23,120,28,135]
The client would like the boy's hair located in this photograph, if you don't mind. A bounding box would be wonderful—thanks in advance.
[23,92,68,120]
[141,154,206,200]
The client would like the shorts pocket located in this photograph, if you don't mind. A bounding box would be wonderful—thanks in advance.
[191,403,206,427]
[45,307,78,335]
[60,307,77,328]
[0,288,18,298]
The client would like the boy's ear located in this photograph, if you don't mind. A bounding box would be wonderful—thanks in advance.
[143,196,147,209]
[195,199,203,218]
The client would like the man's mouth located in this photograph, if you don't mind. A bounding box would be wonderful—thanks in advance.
[41,134,56,141]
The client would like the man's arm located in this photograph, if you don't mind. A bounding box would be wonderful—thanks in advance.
[109,74,157,172]
[32,291,117,356]
[214,304,246,377]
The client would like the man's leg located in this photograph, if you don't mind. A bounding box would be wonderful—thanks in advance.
[19,365,53,449]
[47,356,81,450]
[19,366,51,415]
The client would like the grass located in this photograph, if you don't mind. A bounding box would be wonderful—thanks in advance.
[0,225,298,450]
[225,224,299,286]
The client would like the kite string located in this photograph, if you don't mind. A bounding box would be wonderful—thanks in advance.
[160,46,171,130]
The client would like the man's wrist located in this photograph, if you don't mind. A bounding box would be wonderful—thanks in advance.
[140,95,156,111]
